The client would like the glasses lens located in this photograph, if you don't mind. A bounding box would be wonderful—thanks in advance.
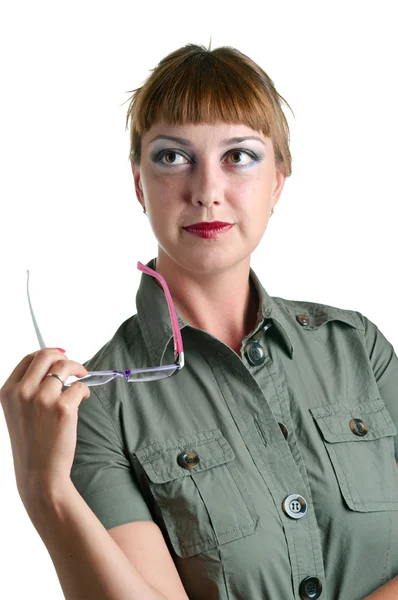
[127,366,178,382]
[64,366,180,387]
[65,373,119,387]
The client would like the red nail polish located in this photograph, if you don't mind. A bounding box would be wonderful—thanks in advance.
[56,348,66,353]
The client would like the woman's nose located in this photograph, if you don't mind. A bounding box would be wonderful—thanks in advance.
[189,160,224,207]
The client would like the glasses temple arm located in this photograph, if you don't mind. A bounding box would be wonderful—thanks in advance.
[26,270,47,349]
[137,261,184,368]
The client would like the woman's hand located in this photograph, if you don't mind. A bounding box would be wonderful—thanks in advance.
[0,348,90,511]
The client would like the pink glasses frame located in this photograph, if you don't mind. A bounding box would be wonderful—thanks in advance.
[26,261,185,387]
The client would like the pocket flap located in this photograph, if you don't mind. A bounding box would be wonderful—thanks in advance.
[310,398,397,443]
[134,428,235,484]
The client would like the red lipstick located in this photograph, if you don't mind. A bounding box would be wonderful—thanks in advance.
[183,221,234,239]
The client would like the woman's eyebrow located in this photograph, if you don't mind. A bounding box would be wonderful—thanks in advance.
[148,135,266,147]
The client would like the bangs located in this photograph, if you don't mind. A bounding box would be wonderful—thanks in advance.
[125,44,293,175]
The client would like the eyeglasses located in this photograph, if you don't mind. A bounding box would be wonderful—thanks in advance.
[26,262,185,387]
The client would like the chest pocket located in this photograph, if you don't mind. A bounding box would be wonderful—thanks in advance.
[310,398,398,512]
[134,428,258,558]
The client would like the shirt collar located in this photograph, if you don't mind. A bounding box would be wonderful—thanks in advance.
[136,257,296,366]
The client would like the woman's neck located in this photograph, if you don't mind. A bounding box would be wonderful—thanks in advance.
[153,254,260,352]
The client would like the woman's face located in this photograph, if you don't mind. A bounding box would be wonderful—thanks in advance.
[132,121,286,274]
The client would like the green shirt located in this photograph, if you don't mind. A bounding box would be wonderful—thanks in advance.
[70,257,398,600]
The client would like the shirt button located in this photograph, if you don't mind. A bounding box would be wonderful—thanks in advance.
[299,576,323,599]
[177,451,200,470]
[278,422,288,439]
[282,494,308,519]
[245,340,266,366]
[349,418,369,436]
[296,313,311,326]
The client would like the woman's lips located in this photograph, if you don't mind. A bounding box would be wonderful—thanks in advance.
[183,224,234,239]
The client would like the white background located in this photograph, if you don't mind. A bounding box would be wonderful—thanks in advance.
[1,1,397,597]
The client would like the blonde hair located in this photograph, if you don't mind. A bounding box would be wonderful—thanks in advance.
[124,41,294,177]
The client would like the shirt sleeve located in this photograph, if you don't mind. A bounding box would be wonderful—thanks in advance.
[69,384,154,530]
[357,312,398,460]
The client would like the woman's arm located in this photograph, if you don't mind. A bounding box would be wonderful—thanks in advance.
[363,575,398,599]
[27,481,187,600]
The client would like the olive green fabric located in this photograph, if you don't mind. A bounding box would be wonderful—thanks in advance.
[69,257,398,600]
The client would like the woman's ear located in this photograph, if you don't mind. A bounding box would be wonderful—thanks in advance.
[131,163,144,200]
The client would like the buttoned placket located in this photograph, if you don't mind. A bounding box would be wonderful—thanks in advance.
[207,317,327,600]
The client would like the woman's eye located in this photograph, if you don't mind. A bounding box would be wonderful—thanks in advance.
[227,150,253,166]
[159,151,189,165]
[157,149,256,167]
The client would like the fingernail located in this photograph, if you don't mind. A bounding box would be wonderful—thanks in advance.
[56,348,66,353]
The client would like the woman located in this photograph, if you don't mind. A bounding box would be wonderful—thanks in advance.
[1,43,398,600]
